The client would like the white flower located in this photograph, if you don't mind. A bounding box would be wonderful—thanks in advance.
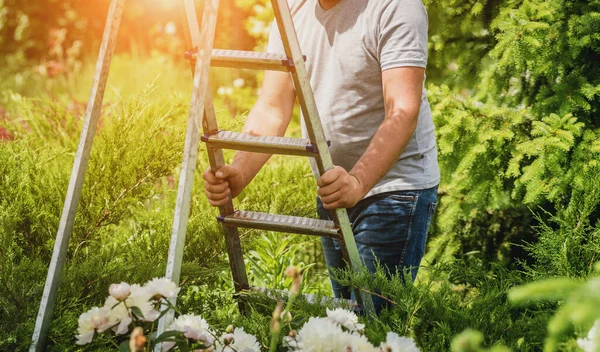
[219,327,260,352]
[347,332,378,352]
[109,282,131,301]
[144,277,180,299]
[326,308,365,331]
[225,87,233,96]
[102,297,129,333]
[217,87,226,96]
[379,332,420,352]
[578,319,600,352]
[101,284,157,336]
[284,317,352,352]
[128,284,159,321]
[76,306,110,345]
[233,78,245,88]
[163,314,214,351]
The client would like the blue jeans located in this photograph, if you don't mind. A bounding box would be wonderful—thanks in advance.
[317,186,438,312]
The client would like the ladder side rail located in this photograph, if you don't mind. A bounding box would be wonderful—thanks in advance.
[203,93,249,296]
[163,0,220,291]
[29,0,126,350]
[158,0,248,342]
[157,0,220,337]
[181,0,248,299]
[270,0,375,313]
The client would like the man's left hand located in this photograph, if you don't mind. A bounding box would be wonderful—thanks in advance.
[317,166,365,210]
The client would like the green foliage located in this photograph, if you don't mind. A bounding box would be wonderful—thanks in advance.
[451,330,511,352]
[329,260,551,351]
[509,263,600,351]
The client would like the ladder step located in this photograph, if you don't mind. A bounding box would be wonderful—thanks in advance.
[185,49,302,72]
[202,131,319,156]
[218,211,340,238]
[249,287,359,309]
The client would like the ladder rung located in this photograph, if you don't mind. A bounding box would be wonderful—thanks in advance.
[185,49,303,71]
[218,211,340,238]
[248,287,359,308]
[202,131,319,156]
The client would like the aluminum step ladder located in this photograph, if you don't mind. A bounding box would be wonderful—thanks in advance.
[30,0,373,350]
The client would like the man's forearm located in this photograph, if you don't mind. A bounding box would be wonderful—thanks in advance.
[350,109,418,196]
[230,100,292,186]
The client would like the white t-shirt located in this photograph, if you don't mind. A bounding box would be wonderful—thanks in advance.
[268,0,440,197]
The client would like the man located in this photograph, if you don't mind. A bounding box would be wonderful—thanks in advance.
[203,0,439,311]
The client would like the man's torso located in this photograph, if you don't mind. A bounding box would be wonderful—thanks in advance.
[268,0,440,197]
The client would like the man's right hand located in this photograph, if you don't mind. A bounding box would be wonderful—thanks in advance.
[202,165,247,207]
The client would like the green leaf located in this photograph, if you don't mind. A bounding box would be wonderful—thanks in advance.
[154,330,185,344]
[175,337,191,352]
[130,306,145,320]
[119,340,130,352]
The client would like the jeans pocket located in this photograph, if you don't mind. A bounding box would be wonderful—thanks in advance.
[352,195,417,246]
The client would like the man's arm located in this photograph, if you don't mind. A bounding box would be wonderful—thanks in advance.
[203,70,296,206]
[317,66,425,210]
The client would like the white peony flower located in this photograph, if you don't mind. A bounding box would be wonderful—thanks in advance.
[379,332,420,352]
[347,332,378,352]
[102,297,129,333]
[109,282,131,301]
[75,306,110,345]
[578,319,600,352]
[162,314,214,351]
[219,327,261,352]
[101,284,157,336]
[128,284,159,322]
[284,317,353,352]
[144,277,180,299]
[326,308,365,331]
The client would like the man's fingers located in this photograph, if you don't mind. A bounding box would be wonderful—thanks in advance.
[322,200,342,210]
[320,192,341,205]
[317,182,341,197]
[215,165,235,179]
[202,167,223,184]
[206,189,230,202]
[209,197,231,207]
[205,181,229,194]
[317,166,342,187]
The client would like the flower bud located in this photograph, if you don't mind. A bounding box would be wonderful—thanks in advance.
[226,324,234,333]
[223,333,234,345]
[280,310,292,323]
[109,282,131,301]
[284,266,298,278]
[129,327,146,351]
[288,330,297,339]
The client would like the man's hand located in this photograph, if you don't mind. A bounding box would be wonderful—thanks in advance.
[317,166,366,210]
[202,165,247,207]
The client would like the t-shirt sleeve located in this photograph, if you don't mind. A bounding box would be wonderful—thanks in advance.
[267,21,285,54]
[377,0,429,71]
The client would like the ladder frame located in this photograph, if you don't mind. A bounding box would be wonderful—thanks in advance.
[30,0,374,349]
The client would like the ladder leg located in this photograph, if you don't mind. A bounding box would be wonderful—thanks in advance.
[181,0,248,306]
[271,0,374,313]
[203,92,249,298]
[157,0,241,341]
[29,1,126,350]
[156,92,208,338]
